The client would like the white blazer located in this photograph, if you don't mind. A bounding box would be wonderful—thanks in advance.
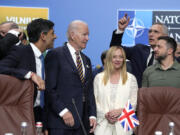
[93,72,138,135]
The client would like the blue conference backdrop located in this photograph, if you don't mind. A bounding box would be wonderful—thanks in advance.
[1,6,180,67]
[118,10,180,46]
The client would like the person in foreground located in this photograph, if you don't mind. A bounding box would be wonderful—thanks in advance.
[142,36,180,88]
[45,20,96,135]
[93,46,138,135]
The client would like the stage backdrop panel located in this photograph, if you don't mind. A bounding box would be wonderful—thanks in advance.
[0,6,49,31]
[118,10,180,46]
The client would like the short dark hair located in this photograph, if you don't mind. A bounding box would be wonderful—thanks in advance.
[158,36,177,55]
[27,18,54,43]
[101,50,108,66]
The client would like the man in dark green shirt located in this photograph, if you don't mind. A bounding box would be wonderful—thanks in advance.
[142,36,180,88]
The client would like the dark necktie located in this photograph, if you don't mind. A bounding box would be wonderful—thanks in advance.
[39,54,44,108]
[148,51,154,66]
[75,52,85,83]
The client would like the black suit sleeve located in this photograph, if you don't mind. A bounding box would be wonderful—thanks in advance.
[176,56,180,63]
[109,30,123,47]
[0,33,19,59]
[0,47,29,79]
[85,58,96,117]
[45,49,66,114]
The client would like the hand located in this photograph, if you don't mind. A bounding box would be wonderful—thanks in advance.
[118,13,130,31]
[31,72,45,90]
[89,118,96,133]
[105,112,117,124]
[11,28,23,39]
[44,130,48,135]
[18,31,24,41]
[105,108,123,124]
[62,111,74,127]
[108,108,123,118]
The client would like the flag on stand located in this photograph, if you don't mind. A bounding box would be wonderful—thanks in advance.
[118,100,139,131]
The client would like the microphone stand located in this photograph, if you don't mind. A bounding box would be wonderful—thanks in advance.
[72,98,88,135]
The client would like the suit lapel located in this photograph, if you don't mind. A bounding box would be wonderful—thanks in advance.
[26,45,36,73]
[62,43,91,83]
[62,43,78,74]
[146,46,151,66]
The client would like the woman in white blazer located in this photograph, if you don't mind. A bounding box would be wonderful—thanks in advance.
[93,46,138,135]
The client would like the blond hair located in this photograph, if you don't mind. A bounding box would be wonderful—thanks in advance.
[103,46,127,85]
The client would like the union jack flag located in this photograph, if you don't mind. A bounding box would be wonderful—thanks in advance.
[118,100,139,131]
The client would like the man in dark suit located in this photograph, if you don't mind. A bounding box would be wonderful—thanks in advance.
[110,14,168,87]
[0,21,23,60]
[92,50,107,79]
[45,20,96,135]
[0,18,57,127]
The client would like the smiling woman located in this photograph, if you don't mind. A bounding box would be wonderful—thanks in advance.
[93,46,138,135]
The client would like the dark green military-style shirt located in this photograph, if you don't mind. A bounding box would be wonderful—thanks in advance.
[142,60,180,88]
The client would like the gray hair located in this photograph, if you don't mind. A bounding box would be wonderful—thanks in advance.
[152,23,168,35]
[66,20,88,41]
[0,21,19,29]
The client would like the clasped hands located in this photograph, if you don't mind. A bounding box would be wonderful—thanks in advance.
[105,108,123,124]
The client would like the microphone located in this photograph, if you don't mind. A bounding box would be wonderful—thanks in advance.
[72,98,88,135]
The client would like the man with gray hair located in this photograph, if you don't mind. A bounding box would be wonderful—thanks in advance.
[0,21,23,59]
[109,14,169,87]
[45,20,96,135]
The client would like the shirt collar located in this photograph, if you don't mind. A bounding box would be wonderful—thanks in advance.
[150,47,153,53]
[30,43,42,58]
[155,60,179,70]
[67,42,77,55]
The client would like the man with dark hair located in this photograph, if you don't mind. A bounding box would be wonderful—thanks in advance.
[142,36,180,88]
[0,18,57,125]
[92,50,107,79]
[0,21,23,59]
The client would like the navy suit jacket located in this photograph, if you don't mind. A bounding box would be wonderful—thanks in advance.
[0,44,38,98]
[110,30,151,87]
[45,43,96,130]
[0,33,19,60]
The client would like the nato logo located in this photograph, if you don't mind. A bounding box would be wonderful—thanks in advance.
[118,10,180,46]
[118,10,152,46]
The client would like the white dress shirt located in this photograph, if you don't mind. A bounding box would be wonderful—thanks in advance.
[30,43,44,107]
[67,42,85,76]
[146,47,157,66]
